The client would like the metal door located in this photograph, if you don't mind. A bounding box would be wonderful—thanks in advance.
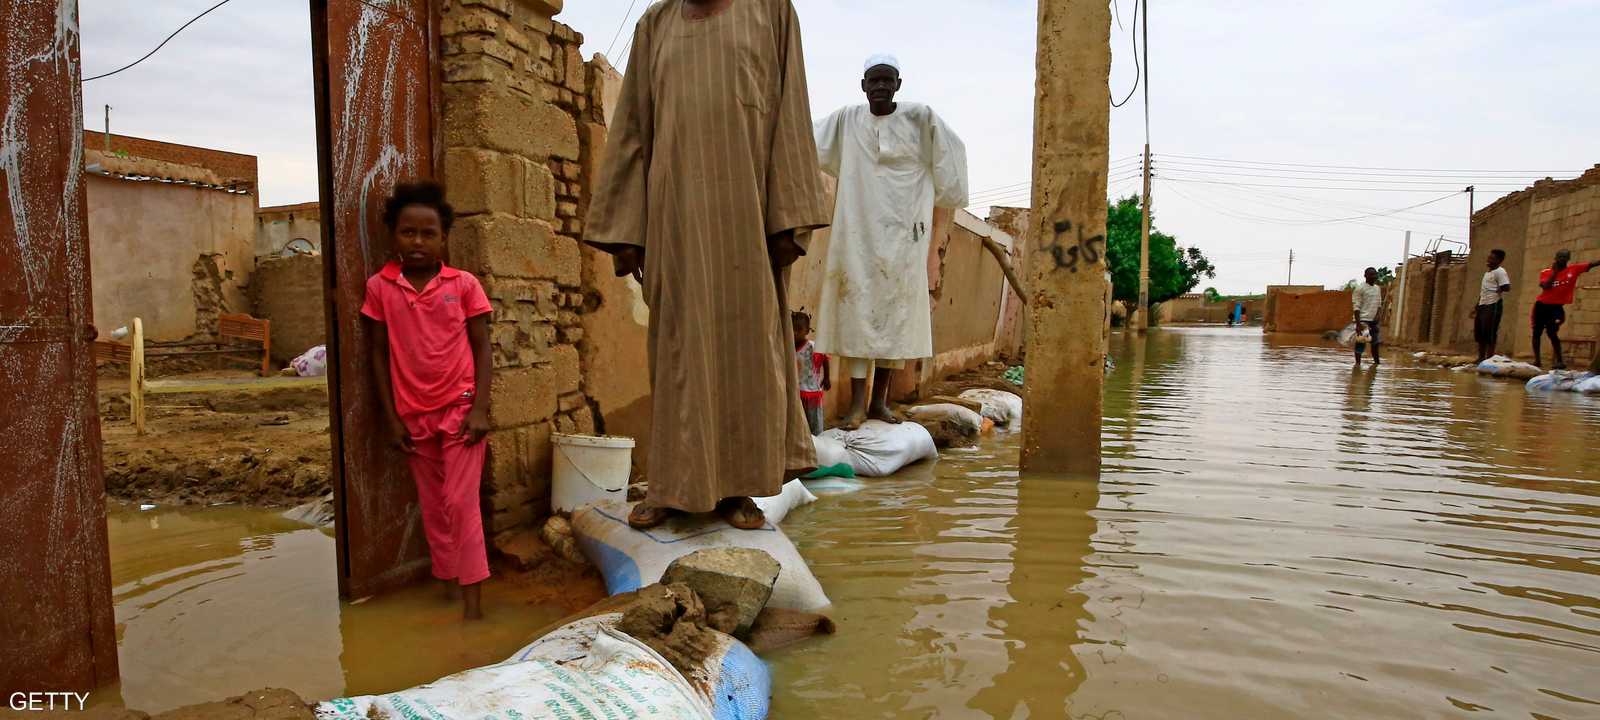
[312,0,442,599]
[0,0,119,692]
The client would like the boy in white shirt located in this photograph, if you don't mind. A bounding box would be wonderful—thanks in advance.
[1470,249,1512,362]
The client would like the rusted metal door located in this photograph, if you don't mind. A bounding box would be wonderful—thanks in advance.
[312,0,443,598]
[0,0,120,692]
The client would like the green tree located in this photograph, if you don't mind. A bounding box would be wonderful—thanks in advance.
[1105,195,1216,317]
[1203,287,1222,303]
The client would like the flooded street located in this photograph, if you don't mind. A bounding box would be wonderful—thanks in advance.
[769,327,1600,719]
[90,327,1599,718]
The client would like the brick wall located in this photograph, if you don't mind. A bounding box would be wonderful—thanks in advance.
[438,0,598,542]
[1272,289,1354,334]
[81,131,258,192]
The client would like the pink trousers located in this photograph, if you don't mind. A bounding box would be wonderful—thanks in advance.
[405,400,490,586]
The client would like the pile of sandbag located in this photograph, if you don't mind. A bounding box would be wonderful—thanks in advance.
[814,420,938,476]
[1477,355,1543,380]
[959,388,1023,429]
[1527,370,1600,393]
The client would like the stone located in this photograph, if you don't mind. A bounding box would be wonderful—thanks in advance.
[524,0,564,16]
[494,528,554,570]
[450,34,517,66]
[550,343,582,395]
[443,55,511,84]
[490,365,558,428]
[661,547,781,637]
[440,5,501,37]
[459,0,511,16]
[443,85,579,162]
[542,514,585,563]
[450,214,577,284]
[520,158,557,220]
[445,148,518,215]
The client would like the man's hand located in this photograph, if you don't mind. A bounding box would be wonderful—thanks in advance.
[462,407,491,445]
[768,230,803,268]
[614,246,644,283]
[387,417,415,454]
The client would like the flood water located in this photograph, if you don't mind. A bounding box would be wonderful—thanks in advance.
[769,327,1600,719]
[94,507,573,713]
[93,327,1599,718]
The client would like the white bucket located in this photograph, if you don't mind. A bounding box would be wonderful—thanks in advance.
[551,434,636,514]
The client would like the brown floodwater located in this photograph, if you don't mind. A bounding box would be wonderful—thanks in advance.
[91,506,573,714]
[768,327,1600,719]
[90,327,1599,718]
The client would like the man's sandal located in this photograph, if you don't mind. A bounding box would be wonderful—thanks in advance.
[717,497,767,530]
[628,502,676,529]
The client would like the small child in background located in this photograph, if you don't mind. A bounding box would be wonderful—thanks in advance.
[793,311,831,435]
[361,181,494,620]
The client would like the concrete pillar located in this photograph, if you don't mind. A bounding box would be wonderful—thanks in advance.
[1020,0,1112,474]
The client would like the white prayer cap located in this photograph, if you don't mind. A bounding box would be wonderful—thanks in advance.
[863,53,901,74]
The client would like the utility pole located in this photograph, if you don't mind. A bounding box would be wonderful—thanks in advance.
[1395,231,1411,342]
[1134,0,1151,333]
[104,105,112,152]
[1021,0,1111,474]
[1466,185,1475,250]
[1287,249,1295,285]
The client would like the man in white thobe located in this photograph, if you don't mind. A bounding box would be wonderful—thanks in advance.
[815,54,969,429]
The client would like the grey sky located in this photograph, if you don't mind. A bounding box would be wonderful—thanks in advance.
[80,1,1600,293]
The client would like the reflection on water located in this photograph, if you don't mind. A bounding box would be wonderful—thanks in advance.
[770,327,1600,719]
[94,506,572,714]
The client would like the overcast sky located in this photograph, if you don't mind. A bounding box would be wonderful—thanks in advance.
[80,0,1600,293]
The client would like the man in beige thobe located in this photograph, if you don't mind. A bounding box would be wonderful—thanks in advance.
[584,0,829,529]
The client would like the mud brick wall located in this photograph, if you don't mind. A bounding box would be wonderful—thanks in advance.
[252,253,326,365]
[439,0,601,541]
[1272,289,1354,334]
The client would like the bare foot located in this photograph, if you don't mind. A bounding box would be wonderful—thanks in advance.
[868,404,903,424]
[462,583,483,621]
[839,407,867,431]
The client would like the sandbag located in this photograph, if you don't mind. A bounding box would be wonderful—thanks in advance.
[1579,375,1600,394]
[572,500,831,611]
[812,433,852,470]
[960,388,1023,428]
[819,420,939,477]
[1478,355,1543,380]
[316,617,718,720]
[902,404,983,436]
[290,345,327,377]
[1527,371,1594,393]
[753,479,817,523]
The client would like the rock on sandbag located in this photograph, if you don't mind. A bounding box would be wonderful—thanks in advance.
[318,615,726,720]
[1478,355,1543,380]
[960,388,1023,428]
[819,420,940,476]
[572,499,831,611]
[662,548,780,637]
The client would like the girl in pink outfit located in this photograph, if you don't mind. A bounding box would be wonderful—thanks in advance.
[361,181,494,620]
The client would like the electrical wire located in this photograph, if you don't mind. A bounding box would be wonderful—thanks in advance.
[82,0,237,82]
[1159,153,1579,176]
[1155,157,1580,180]
[1110,0,1141,107]
[605,0,642,58]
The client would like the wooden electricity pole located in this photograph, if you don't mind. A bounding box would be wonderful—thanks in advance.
[1021,0,1112,474]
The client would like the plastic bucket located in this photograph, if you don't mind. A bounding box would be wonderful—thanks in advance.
[551,434,636,513]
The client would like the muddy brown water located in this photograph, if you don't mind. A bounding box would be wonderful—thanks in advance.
[92,327,1598,718]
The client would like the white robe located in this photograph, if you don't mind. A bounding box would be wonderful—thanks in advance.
[813,103,968,360]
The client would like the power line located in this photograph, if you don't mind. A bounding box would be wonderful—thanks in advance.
[1158,176,1522,193]
[1155,157,1580,180]
[605,0,642,58]
[1159,152,1581,176]
[1110,0,1141,107]
[82,0,237,83]
[1153,167,1537,187]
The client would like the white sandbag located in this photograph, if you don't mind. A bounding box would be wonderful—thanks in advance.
[902,404,983,435]
[819,420,939,477]
[572,499,831,611]
[960,388,1023,428]
[290,345,327,377]
[1527,371,1594,392]
[316,620,713,720]
[1579,375,1600,394]
[801,475,866,495]
[753,479,816,524]
[503,613,771,720]
[1478,355,1543,380]
[812,433,852,469]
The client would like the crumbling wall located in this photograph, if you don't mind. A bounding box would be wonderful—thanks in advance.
[1263,285,1326,332]
[252,253,326,364]
[85,170,256,341]
[256,202,323,257]
[438,0,595,540]
[1272,289,1353,334]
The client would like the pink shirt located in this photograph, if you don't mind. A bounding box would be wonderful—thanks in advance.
[360,261,492,419]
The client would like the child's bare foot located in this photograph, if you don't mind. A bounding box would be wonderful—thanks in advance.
[463,583,483,621]
[439,579,461,603]
[839,407,868,431]
[868,404,903,424]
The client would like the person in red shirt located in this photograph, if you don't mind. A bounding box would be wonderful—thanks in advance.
[361,181,494,620]
[1532,249,1598,370]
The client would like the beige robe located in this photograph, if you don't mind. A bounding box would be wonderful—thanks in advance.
[585,0,829,512]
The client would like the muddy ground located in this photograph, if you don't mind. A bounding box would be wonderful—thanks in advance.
[98,368,332,507]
